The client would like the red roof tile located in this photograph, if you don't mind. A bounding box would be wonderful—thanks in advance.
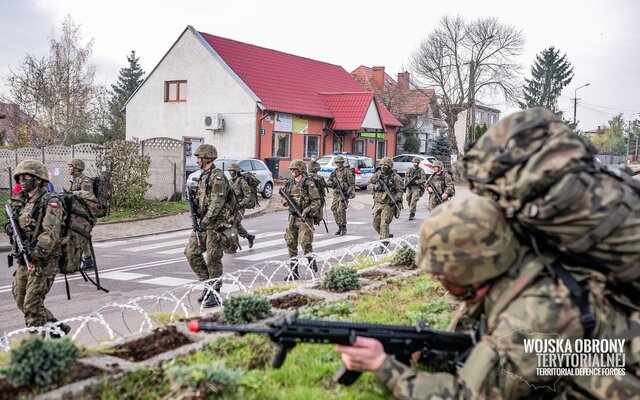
[320,92,374,130]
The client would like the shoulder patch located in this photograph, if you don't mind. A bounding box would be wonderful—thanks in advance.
[48,202,59,208]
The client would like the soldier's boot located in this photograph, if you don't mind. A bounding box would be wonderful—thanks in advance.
[409,212,415,220]
[49,319,71,339]
[307,257,318,273]
[340,225,347,236]
[286,261,300,281]
[334,226,342,235]
[379,234,394,254]
[202,287,221,308]
[247,234,256,249]
[196,287,208,303]
[80,256,95,271]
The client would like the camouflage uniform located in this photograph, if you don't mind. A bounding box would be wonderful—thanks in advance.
[307,159,321,174]
[9,161,65,330]
[369,157,403,240]
[282,160,321,266]
[375,196,640,399]
[228,164,255,248]
[68,159,96,270]
[426,161,454,211]
[326,156,355,235]
[403,158,426,219]
[184,145,236,293]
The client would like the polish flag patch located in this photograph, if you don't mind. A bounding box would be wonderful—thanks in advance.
[49,202,58,208]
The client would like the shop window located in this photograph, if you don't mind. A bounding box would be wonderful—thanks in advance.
[376,140,387,160]
[272,132,291,158]
[353,139,366,156]
[304,135,320,158]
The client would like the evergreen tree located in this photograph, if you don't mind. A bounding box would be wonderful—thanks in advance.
[102,50,145,141]
[402,135,421,153]
[520,47,574,116]
[430,133,451,157]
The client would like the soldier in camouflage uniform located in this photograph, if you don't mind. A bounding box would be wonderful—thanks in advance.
[337,195,640,399]
[403,157,426,220]
[307,156,328,231]
[426,160,454,211]
[67,159,96,271]
[307,155,321,175]
[6,160,70,337]
[228,163,256,249]
[282,160,321,279]
[369,157,403,250]
[326,155,355,235]
[184,144,237,308]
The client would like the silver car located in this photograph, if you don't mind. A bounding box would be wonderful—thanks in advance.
[186,158,274,198]
[392,154,438,177]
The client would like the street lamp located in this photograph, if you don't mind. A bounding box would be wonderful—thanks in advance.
[573,83,590,125]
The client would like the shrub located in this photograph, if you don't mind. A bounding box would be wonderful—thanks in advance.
[405,299,456,330]
[222,293,272,324]
[97,139,151,208]
[390,244,417,269]
[165,361,243,395]
[321,266,360,292]
[2,336,80,390]
[297,300,355,321]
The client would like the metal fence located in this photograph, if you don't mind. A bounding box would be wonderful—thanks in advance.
[595,154,626,165]
[1,138,186,201]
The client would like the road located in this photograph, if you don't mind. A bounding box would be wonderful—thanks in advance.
[0,186,470,341]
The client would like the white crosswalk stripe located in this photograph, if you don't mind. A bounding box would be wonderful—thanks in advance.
[93,230,190,248]
[235,236,363,261]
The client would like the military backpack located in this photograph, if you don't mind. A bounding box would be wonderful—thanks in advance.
[242,172,261,209]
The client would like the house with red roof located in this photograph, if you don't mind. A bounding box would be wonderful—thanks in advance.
[125,26,401,175]
[351,66,445,154]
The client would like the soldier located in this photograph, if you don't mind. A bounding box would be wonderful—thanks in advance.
[307,155,321,175]
[228,163,256,249]
[281,160,321,279]
[6,160,70,337]
[403,157,426,220]
[67,159,96,271]
[184,144,236,308]
[337,195,639,399]
[369,157,403,250]
[426,160,454,211]
[326,155,355,235]
[307,157,328,231]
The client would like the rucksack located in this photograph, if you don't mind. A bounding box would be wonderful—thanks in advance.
[89,171,112,218]
[460,107,640,304]
[243,172,261,209]
[308,173,327,208]
[57,192,95,274]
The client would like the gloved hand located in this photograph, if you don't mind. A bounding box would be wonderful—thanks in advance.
[376,181,385,192]
[4,223,13,237]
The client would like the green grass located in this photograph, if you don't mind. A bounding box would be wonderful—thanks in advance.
[0,194,9,227]
[97,200,189,223]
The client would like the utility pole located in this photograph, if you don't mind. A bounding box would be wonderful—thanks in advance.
[469,61,476,143]
[573,83,590,125]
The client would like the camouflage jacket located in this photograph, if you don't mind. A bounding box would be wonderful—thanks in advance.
[197,165,235,231]
[427,170,454,197]
[8,187,65,262]
[70,171,97,202]
[327,166,356,197]
[370,169,404,206]
[404,166,426,190]
[230,174,252,209]
[375,253,640,399]
[307,160,321,174]
[281,175,321,218]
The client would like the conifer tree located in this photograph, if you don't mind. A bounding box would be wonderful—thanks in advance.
[430,132,451,157]
[102,51,145,141]
[520,47,574,116]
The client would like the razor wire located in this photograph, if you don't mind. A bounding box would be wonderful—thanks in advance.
[0,234,419,351]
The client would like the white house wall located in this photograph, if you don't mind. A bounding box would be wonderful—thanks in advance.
[126,29,257,159]
[361,100,383,130]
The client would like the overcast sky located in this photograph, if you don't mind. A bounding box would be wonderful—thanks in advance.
[1,0,639,131]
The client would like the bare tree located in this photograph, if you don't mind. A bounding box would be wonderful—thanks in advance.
[4,15,97,147]
[409,15,524,154]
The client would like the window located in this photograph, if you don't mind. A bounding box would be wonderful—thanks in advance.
[353,139,366,156]
[489,114,497,126]
[251,160,266,170]
[304,135,320,158]
[238,160,252,171]
[376,141,387,160]
[272,132,291,158]
[333,136,344,153]
[165,80,187,102]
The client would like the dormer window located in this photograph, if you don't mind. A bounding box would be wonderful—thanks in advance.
[165,80,187,102]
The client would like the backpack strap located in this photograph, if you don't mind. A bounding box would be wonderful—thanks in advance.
[551,262,596,339]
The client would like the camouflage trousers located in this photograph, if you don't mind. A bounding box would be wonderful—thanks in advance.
[285,214,314,258]
[372,202,394,239]
[236,208,248,238]
[184,229,224,290]
[12,259,58,328]
[331,194,348,225]
[405,187,423,213]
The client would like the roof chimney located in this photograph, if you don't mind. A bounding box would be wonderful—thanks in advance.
[398,72,410,90]
[372,66,385,88]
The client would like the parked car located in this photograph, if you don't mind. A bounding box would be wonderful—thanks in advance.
[316,152,375,189]
[186,158,274,198]
[392,154,438,177]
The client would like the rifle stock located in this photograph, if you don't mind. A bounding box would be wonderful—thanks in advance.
[5,203,30,267]
[185,188,202,247]
[426,175,444,204]
[378,176,401,212]
[279,188,314,231]
[332,171,349,206]
[189,315,475,385]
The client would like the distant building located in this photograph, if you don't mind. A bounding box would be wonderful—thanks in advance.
[124,26,402,174]
[453,105,501,154]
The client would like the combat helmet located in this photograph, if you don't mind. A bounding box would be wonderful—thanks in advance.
[68,159,85,171]
[412,157,421,163]
[289,159,307,173]
[432,160,443,169]
[416,195,518,286]
[14,160,50,182]
[334,155,345,163]
[380,157,393,168]
[228,163,242,172]
[194,144,217,159]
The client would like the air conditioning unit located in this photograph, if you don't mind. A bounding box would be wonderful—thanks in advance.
[204,113,224,131]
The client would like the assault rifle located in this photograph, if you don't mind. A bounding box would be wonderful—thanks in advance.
[332,173,349,206]
[426,174,444,204]
[405,174,419,190]
[5,203,30,268]
[279,188,314,231]
[185,188,202,247]
[377,176,402,212]
[189,315,476,385]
